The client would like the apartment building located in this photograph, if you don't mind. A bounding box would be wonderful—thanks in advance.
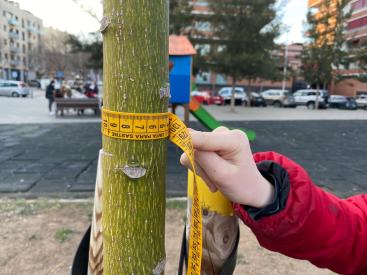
[308,0,367,95]
[346,0,367,43]
[0,0,42,81]
[308,0,367,43]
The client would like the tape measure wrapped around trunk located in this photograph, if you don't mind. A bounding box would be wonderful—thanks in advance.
[102,109,203,275]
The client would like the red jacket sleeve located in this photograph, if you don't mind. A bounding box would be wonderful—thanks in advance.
[233,151,367,275]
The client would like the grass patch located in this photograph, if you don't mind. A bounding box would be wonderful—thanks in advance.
[54,228,73,243]
[166,200,186,210]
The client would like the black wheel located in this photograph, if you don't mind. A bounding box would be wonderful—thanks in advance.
[364,105,367,110]
[242,100,248,107]
[273,101,282,108]
[307,102,315,109]
[11,92,20,97]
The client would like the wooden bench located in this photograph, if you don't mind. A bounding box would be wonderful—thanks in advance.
[54,98,101,117]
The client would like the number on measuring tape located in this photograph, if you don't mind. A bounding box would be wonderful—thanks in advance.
[101,109,203,274]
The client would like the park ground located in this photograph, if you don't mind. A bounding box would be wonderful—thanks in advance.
[1,93,366,274]
[0,199,335,275]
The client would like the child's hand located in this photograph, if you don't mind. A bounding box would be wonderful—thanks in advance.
[180,127,274,208]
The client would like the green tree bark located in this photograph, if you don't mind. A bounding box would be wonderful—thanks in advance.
[102,0,169,274]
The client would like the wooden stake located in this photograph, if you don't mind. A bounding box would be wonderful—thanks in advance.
[88,150,103,275]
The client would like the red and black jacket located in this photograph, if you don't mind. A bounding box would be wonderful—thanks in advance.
[233,152,367,275]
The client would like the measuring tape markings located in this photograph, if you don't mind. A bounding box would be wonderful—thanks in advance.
[102,109,203,275]
[102,109,170,140]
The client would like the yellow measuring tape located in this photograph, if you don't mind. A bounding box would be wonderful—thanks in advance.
[102,108,202,275]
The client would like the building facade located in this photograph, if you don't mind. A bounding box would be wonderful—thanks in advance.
[0,0,42,81]
[307,0,367,95]
[346,0,367,43]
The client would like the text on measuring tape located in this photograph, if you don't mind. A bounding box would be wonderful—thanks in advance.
[101,109,203,275]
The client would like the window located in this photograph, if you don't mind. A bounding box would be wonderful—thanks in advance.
[4,39,7,45]
[3,25,6,31]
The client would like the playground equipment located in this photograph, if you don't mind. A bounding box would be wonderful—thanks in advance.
[189,98,257,141]
[169,35,196,126]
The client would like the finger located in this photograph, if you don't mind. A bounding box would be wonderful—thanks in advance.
[194,150,236,185]
[188,129,248,154]
[180,153,218,192]
[213,126,230,133]
[194,161,218,192]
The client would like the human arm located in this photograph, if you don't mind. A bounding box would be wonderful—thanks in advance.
[180,128,367,274]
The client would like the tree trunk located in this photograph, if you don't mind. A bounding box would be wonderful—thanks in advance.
[102,1,169,274]
[230,79,236,112]
[315,83,320,110]
[247,79,252,108]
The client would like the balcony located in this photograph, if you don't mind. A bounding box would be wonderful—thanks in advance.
[26,26,36,33]
[9,32,19,40]
[10,46,20,53]
[10,60,20,67]
[8,18,19,26]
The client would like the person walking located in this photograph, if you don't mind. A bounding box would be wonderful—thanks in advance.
[45,80,55,114]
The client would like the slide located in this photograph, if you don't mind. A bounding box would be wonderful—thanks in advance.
[189,99,257,141]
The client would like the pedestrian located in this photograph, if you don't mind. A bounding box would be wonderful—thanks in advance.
[180,127,367,275]
[84,81,98,98]
[45,80,55,114]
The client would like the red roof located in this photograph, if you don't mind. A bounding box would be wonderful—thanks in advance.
[169,35,197,56]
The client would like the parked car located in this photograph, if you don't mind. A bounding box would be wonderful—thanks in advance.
[356,94,367,109]
[250,92,266,107]
[329,95,347,108]
[260,89,296,108]
[210,93,224,105]
[293,89,328,109]
[0,80,31,97]
[191,91,212,105]
[192,90,224,105]
[329,95,357,110]
[27,79,41,88]
[218,87,249,106]
[343,97,358,110]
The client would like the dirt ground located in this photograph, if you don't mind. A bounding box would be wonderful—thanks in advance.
[0,199,336,275]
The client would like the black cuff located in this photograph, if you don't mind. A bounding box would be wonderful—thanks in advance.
[244,161,290,221]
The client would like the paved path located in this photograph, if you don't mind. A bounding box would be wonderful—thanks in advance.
[0,121,366,198]
[3,93,367,124]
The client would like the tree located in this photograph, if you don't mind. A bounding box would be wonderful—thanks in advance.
[68,32,103,71]
[101,0,169,273]
[302,0,351,108]
[206,0,280,111]
[169,0,193,35]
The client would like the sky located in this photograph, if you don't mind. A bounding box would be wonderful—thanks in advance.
[14,0,308,44]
